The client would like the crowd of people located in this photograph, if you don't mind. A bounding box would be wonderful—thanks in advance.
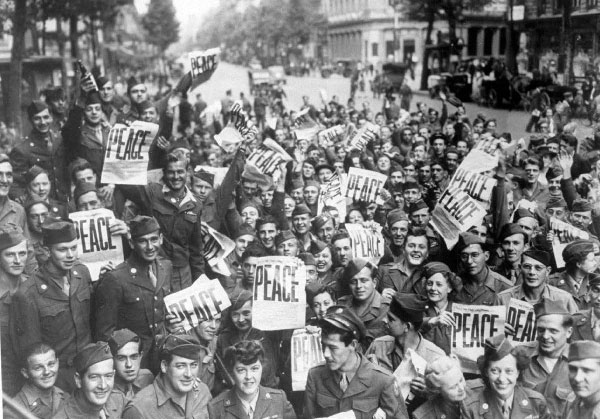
[3,61,600,419]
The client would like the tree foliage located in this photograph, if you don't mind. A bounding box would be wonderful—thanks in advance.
[142,0,180,52]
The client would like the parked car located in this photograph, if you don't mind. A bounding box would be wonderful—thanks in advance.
[378,62,409,94]
[321,64,334,78]
[248,68,273,96]
[268,65,286,84]
[428,72,472,102]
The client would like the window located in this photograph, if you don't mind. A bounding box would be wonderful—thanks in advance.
[386,40,395,58]
[372,42,378,57]
[483,27,494,56]
[468,27,479,56]
[499,28,507,55]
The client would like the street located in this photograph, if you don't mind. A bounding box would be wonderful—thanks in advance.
[194,62,594,142]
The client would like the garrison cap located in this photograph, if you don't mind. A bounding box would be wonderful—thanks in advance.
[422,261,451,279]
[546,196,567,209]
[292,204,311,217]
[483,334,513,361]
[563,240,595,265]
[545,166,563,181]
[343,258,372,281]
[310,240,328,255]
[42,219,77,246]
[408,199,428,214]
[304,180,320,190]
[108,328,141,355]
[522,249,551,267]
[85,91,102,106]
[315,164,335,174]
[499,223,528,242]
[24,165,47,185]
[74,341,112,373]
[312,213,332,231]
[455,232,485,253]
[319,305,367,340]
[0,229,27,252]
[168,138,191,153]
[569,341,600,361]
[274,230,296,248]
[139,99,156,112]
[127,76,144,93]
[73,182,97,203]
[387,209,408,227]
[95,75,110,88]
[290,177,304,190]
[389,292,429,324]
[27,100,48,119]
[130,215,160,238]
[193,169,214,186]
[403,177,420,191]
[572,198,593,213]
[513,208,536,222]
[233,223,256,240]
[160,334,202,360]
[533,298,570,318]
[298,252,316,266]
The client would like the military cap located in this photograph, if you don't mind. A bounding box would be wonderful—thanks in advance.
[73,182,97,203]
[304,180,320,190]
[239,200,260,215]
[310,240,328,255]
[0,230,27,252]
[529,135,545,148]
[0,154,9,164]
[85,91,102,106]
[127,76,144,93]
[455,232,485,253]
[95,75,110,88]
[108,328,141,355]
[343,258,373,281]
[446,146,459,156]
[24,165,47,185]
[513,208,536,222]
[290,177,304,190]
[545,166,563,181]
[74,341,112,373]
[27,100,48,119]
[304,158,318,168]
[390,163,404,174]
[569,341,600,361]
[408,200,428,214]
[547,196,567,209]
[387,209,408,227]
[23,195,50,212]
[292,204,311,217]
[430,132,446,142]
[563,240,595,264]
[389,292,429,324]
[193,169,214,186]
[298,252,316,266]
[139,99,156,112]
[319,305,367,340]
[422,261,451,279]
[160,334,202,360]
[390,183,404,194]
[483,334,513,361]
[42,219,77,246]
[499,223,528,242]
[130,215,160,238]
[274,230,296,248]
[534,298,570,318]
[312,213,332,231]
[315,164,335,175]
[233,223,256,240]
[404,177,420,191]
[500,132,512,143]
[522,249,551,267]
[506,166,526,181]
[572,198,593,213]
[168,138,191,153]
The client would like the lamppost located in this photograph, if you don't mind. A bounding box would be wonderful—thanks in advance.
[389,0,401,62]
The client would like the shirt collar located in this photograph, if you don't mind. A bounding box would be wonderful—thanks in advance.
[238,390,260,416]
[155,374,186,409]
[161,184,196,206]
[20,383,55,407]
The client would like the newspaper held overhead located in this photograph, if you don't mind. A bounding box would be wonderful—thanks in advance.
[164,275,231,332]
[101,121,158,185]
[247,138,293,179]
[344,167,387,205]
[200,222,235,276]
[70,208,124,281]
[549,216,590,268]
[291,329,325,391]
[189,48,221,79]
[345,223,385,265]
[317,171,346,220]
[252,256,307,330]
[347,122,379,152]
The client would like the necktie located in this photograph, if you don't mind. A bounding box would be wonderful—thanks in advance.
[98,409,106,419]
[339,373,349,393]
[502,401,510,419]
[247,404,254,419]
[593,321,600,341]
[148,265,157,289]
[62,276,70,296]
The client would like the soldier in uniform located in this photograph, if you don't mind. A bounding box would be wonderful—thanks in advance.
[53,341,126,419]
[494,223,528,285]
[11,219,92,392]
[521,298,575,416]
[304,306,409,419]
[564,340,600,418]
[571,273,600,341]
[208,340,296,419]
[6,343,67,419]
[94,216,174,369]
[499,249,578,312]
[0,154,29,234]
[188,314,220,393]
[122,334,212,419]
[462,334,552,419]
[107,329,154,400]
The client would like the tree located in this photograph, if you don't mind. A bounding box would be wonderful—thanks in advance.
[6,0,26,132]
[142,0,180,52]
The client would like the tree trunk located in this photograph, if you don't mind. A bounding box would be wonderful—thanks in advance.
[6,0,27,132]
[57,20,69,99]
[69,15,79,59]
[90,18,97,68]
[563,2,573,85]
[30,21,40,54]
[42,19,46,55]
[420,5,435,90]
[505,0,517,74]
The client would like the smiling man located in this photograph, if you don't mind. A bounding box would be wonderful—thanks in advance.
[108,329,153,401]
[209,340,296,419]
[11,219,92,392]
[53,341,126,419]
[494,223,528,285]
[564,341,600,418]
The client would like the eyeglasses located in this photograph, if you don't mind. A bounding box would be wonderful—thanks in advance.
[460,252,481,261]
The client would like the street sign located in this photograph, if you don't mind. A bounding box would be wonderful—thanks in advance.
[511,5,525,21]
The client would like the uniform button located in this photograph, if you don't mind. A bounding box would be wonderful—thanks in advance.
[136,297,140,301]
[154,296,158,301]
[30,142,34,147]
[482,403,489,410]
[36,158,40,161]
[522,400,529,406]
[53,207,58,212]
[131,268,137,274]
[171,198,176,203]
[73,271,77,275]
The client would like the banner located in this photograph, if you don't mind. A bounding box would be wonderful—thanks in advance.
[344,167,387,204]
[164,275,231,331]
[451,303,506,373]
[230,101,259,140]
[345,223,385,265]
[550,217,590,268]
[459,149,498,173]
[317,172,346,220]
[291,329,325,391]
[189,48,220,79]
[201,222,235,276]
[252,256,307,330]
[507,299,537,345]
[247,138,293,177]
[348,122,379,152]
[449,168,497,202]
[70,208,124,281]
[101,121,158,185]
[431,186,487,248]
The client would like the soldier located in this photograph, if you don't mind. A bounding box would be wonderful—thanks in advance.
[0,154,29,234]
[208,340,296,419]
[53,341,126,419]
[572,273,600,341]
[494,223,528,285]
[11,219,92,392]
[94,216,174,368]
[188,314,221,393]
[122,334,212,419]
[564,341,600,418]
[304,305,408,419]
[6,343,67,419]
[107,329,154,400]
[521,298,575,416]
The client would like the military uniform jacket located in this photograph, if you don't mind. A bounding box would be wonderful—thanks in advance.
[549,271,592,310]
[303,353,409,419]
[454,268,511,306]
[571,309,597,341]
[377,258,425,296]
[94,254,172,353]
[6,383,68,419]
[122,374,211,419]
[208,386,296,419]
[365,333,445,373]
[563,397,600,419]
[462,385,552,419]
[52,390,125,419]
[412,380,484,419]
[11,262,92,366]
[498,284,579,313]
[338,291,389,341]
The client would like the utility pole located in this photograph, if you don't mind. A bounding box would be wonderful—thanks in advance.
[390,0,400,62]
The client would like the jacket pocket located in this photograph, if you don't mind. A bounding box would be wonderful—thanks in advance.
[316,393,338,417]
[352,397,378,419]
[39,304,69,339]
